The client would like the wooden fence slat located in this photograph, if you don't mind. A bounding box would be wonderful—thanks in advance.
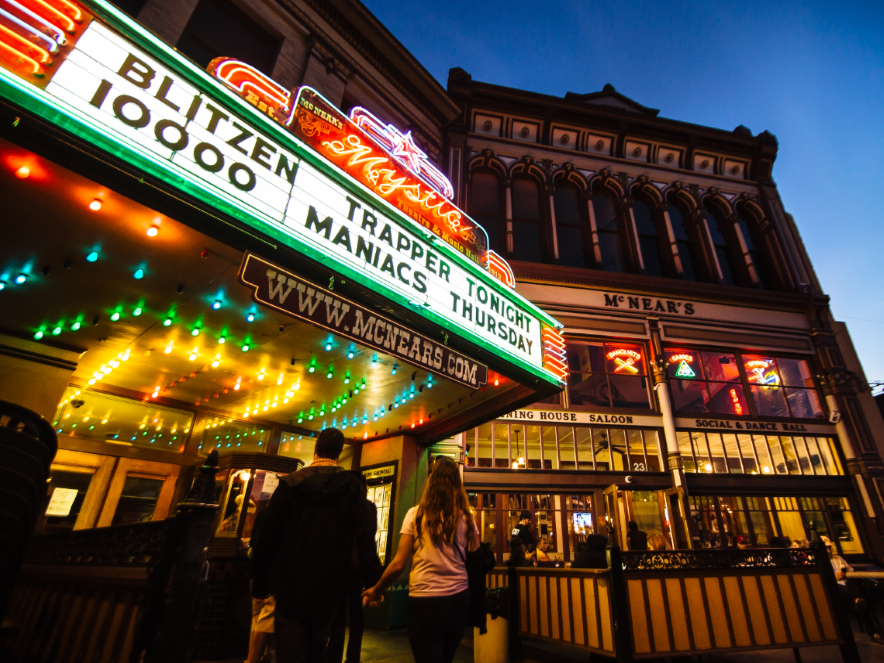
[807,573,838,641]
[723,576,752,647]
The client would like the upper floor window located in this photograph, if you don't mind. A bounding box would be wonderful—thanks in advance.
[469,172,502,253]
[737,214,774,289]
[666,348,823,419]
[592,194,625,272]
[705,208,746,287]
[633,198,671,278]
[554,186,588,268]
[511,178,544,262]
[178,0,282,74]
[667,205,699,282]
[566,340,652,409]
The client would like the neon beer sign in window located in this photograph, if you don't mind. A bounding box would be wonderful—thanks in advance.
[669,353,697,379]
[744,356,780,387]
[606,348,642,373]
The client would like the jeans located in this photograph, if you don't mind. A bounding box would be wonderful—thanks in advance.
[274,610,335,663]
[328,576,365,663]
[407,589,470,663]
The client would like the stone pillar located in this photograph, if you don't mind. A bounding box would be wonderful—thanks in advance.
[659,205,684,276]
[547,186,560,261]
[137,0,200,46]
[584,192,602,266]
[0,334,78,420]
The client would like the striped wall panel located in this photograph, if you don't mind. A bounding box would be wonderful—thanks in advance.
[625,570,839,658]
[517,571,615,655]
[486,568,509,588]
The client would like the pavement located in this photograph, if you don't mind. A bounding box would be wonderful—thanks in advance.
[353,627,884,663]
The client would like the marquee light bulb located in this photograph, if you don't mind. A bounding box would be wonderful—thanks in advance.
[133,268,144,279]
[325,342,332,351]
[34,330,44,340]
[0,281,5,290]
[71,321,81,331]
[15,166,30,178]
[146,225,159,237]
[213,300,222,310]
[392,363,398,375]
[371,355,378,367]
[110,312,120,321]
[14,274,26,285]
[89,199,102,211]
[163,317,172,327]
[241,343,250,352]
[191,328,200,336]
[218,335,226,344]
[246,312,255,322]
[133,307,142,316]
[164,345,173,354]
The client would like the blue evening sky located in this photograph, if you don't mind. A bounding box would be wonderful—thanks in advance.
[363,0,884,388]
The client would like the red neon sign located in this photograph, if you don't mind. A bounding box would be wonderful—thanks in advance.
[0,0,91,84]
[669,353,693,363]
[541,327,567,381]
[606,348,641,373]
[730,388,743,415]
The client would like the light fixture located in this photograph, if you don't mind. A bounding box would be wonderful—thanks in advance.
[704,462,713,472]
[246,312,255,322]
[133,268,144,279]
[86,251,99,263]
[0,281,5,290]
[71,321,81,331]
[164,345,173,354]
[242,343,250,352]
[325,342,332,351]
[163,317,172,327]
[14,274,26,285]
[52,326,61,336]
[191,328,200,336]
[15,166,30,178]
[213,299,221,310]
[347,345,355,359]
[110,312,120,321]
[146,225,159,237]
[89,199,102,211]
[34,330,44,340]
[392,363,398,375]
[133,307,142,316]
[218,335,226,344]
[371,354,378,367]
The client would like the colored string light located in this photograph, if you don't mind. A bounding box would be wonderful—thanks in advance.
[86,251,98,262]
[89,199,102,211]
[133,268,144,279]
[14,274,26,284]
[213,300,221,309]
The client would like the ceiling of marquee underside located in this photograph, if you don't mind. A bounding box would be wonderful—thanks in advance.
[0,138,518,442]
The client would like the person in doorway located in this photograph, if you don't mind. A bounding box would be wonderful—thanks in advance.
[626,521,648,551]
[362,457,480,663]
[571,534,609,569]
[250,428,382,663]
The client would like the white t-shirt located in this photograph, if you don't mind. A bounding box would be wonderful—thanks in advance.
[831,554,852,586]
[401,506,478,597]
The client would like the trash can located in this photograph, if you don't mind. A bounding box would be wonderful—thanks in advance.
[474,587,509,663]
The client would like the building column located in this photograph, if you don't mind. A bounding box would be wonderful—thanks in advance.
[659,205,684,276]
[728,212,762,287]
[504,179,514,255]
[584,192,602,266]
[137,0,200,46]
[692,207,724,283]
[547,186,560,261]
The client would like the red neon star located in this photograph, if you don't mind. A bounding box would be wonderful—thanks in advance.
[388,128,427,173]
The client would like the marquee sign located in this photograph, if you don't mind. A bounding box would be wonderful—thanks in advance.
[240,253,488,389]
[0,0,564,385]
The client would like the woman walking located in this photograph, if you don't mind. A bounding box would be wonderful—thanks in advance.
[362,457,479,663]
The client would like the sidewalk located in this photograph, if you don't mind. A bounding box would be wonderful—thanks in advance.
[356,627,883,663]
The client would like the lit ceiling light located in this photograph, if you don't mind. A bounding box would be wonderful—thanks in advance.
[191,328,200,336]
[146,225,159,237]
[371,354,378,367]
[704,463,713,472]
[14,274,26,285]
[164,345,173,354]
[163,317,172,327]
[110,312,120,321]
[34,330,44,340]
[242,344,250,352]
[15,166,30,178]
[133,268,144,279]
[133,307,142,316]
[0,281,5,290]
[52,326,62,335]
[213,299,222,310]
[86,251,99,263]
[218,336,226,344]
[89,199,102,211]
[246,312,255,322]
[325,342,332,351]
[71,322,81,331]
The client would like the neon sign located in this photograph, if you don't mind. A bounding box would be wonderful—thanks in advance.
[730,388,744,415]
[541,327,567,382]
[669,353,693,363]
[745,358,780,386]
[208,60,499,275]
[0,0,91,84]
[606,348,641,373]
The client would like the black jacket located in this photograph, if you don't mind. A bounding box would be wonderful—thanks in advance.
[250,465,382,621]
[627,530,648,551]
[572,534,609,569]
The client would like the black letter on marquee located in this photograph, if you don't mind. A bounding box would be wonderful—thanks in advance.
[117,54,155,89]
[194,142,224,173]
[226,122,253,155]
[305,206,334,239]
[112,95,151,129]
[154,119,189,151]
[90,80,112,109]
[228,163,256,192]
[275,155,297,184]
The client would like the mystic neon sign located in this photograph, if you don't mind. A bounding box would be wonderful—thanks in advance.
[0,1,565,384]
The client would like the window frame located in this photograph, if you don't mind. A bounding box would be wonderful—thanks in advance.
[467,169,507,255]
[510,175,549,263]
[553,183,592,268]
[564,338,655,413]
[632,195,677,278]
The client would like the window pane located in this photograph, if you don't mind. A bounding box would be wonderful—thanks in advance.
[558,427,577,470]
[494,424,510,468]
[609,428,628,471]
[575,427,593,469]
[666,349,703,380]
[792,437,815,474]
[722,434,743,473]
[700,352,740,382]
[476,423,492,467]
[470,173,499,215]
[692,433,712,473]
[775,509,807,545]
[737,434,758,474]
[541,426,558,469]
[523,425,542,469]
[643,430,661,471]
[750,385,789,417]
[609,375,651,408]
[627,429,647,472]
[605,343,646,374]
[568,374,610,407]
[753,435,774,474]
[513,220,543,262]
[706,433,728,473]
[677,431,696,472]
[766,436,788,474]
[785,388,824,419]
[715,246,735,286]
[279,433,315,464]
[676,239,697,281]
[567,341,606,373]
[593,429,613,471]
[201,417,269,455]
[43,469,94,534]
[592,195,617,231]
[778,436,802,474]
[776,358,815,388]
[598,232,623,272]
[671,379,711,413]
[639,236,664,277]
[512,179,540,219]
[709,382,748,416]
[554,187,581,226]
[113,476,163,526]
[826,497,864,554]
[743,355,780,387]
[557,225,586,268]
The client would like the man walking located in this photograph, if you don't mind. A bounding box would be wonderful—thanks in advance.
[251,428,382,662]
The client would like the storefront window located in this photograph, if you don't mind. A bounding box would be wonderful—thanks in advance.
[680,431,843,476]
[690,494,863,554]
[199,416,269,454]
[42,469,94,533]
[666,349,747,415]
[566,340,651,409]
[54,387,194,452]
[743,355,824,419]
[465,423,662,473]
[112,476,164,526]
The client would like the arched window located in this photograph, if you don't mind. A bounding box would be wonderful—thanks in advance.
[554,186,588,267]
[706,209,744,287]
[667,205,699,282]
[737,214,774,289]
[593,194,625,272]
[633,198,670,278]
[511,178,544,262]
[469,172,502,253]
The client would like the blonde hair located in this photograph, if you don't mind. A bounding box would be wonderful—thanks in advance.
[414,457,475,549]
[647,532,671,551]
